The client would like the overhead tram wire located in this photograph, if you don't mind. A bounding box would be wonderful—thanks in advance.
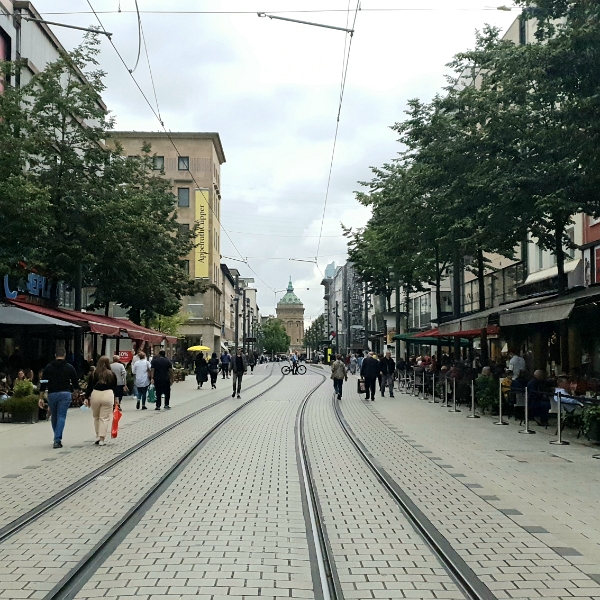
[314,1,360,264]
[46,8,519,15]
[85,0,247,265]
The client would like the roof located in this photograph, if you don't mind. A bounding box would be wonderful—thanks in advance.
[277,278,303,306]
[111,131,226,164]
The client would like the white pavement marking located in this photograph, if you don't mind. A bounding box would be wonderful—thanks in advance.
[73,373,319,600]
[339,381,600,600]
[304,382,464,600]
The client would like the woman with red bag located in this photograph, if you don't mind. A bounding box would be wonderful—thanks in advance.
[85,356,118,446]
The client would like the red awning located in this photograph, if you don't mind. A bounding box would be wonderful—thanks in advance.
[414,328,440,338]
[118,319,165,344]
[441,325,500,338]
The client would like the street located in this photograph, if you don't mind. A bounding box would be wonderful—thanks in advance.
[1,363,599,600]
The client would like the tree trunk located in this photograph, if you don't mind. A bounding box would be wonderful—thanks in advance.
[477,246,486,312]
[129,308,141,325]
[555,225,567,296]
[452,247,462,361]
[104,303,110,317]
[435,245,443,324]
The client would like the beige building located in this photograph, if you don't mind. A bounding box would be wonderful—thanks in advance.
[111,131,226,353]
[276,279,305,353]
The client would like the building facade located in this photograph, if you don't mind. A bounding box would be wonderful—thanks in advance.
[111,131,226,354]
[276,280,304,353]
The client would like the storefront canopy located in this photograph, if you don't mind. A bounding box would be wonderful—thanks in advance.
[499,287,600,327]
[0,304,80,329]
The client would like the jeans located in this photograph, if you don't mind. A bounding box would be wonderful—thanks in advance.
[136,385,148,406]
[221,364,229,378]
[154,381,171,408]
[232,371,244,394]
[381,374,394,396]
[333,378,344,398]
[47,391,72,443]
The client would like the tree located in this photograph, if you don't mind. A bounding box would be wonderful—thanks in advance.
[303,314,326,355]
[261,319,291,355]
[149,312,191,338]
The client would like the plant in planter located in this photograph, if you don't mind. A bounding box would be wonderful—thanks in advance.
[582,405,600,442]
[3,380,39,424]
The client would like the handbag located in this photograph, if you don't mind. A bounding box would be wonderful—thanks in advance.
[357,378,366,394]
[147,384,157,403]
[111,406,122,439]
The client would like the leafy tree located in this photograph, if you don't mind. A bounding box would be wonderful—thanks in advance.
[261,319,291,355]
[303,314,326,354]
[149,312,192,338]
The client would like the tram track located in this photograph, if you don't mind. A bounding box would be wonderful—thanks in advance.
[0,365,276,545]
[303,365,496,600]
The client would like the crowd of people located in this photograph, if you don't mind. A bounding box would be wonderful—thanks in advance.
[193,348,257,399]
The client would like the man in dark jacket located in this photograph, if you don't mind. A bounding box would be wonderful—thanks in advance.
[360,352,380,401]
[231,348,248,399]
[380,350,396,398]
[151,350,173,411]
[39,347,80,448]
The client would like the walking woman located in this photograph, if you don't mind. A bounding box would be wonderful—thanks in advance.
[195,352,208,389]
[85,356,117,446]
[331,354,348,400]
[208,352,219,389]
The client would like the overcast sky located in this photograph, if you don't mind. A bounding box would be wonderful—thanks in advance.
[35,0,516,323]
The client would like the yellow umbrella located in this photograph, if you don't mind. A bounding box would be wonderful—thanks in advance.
[187,345,211,352]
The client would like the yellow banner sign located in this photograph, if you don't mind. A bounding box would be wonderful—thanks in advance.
[195,189,209,278]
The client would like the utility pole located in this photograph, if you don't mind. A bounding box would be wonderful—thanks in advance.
[242,289,247,353]
[363,284,369,352]
[335,301,339,355]
[346,287,351,356]
[234,274,240,351]
[395,283,401,361]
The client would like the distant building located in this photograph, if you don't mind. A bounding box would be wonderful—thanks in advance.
[276,279,305,353]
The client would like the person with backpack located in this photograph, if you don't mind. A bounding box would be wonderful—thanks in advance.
[331,354,348,400]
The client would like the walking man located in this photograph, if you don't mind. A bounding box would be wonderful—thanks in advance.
[132,351,151,410]
[331,354,348,400]
[220,350,231,379]
[39,347,80,448]
[110,355,128,406]
[360,352,379,401]
[151,350,173,411]
[231,348,248,399]
[380,350,396,398]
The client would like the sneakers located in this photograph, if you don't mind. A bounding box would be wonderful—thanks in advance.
[237,394,241,399]
[136,401,140,409]
[94,440,100,445]
[53,441,62,449]
[337,394,342,400]
[390,394,395,398]
[164,405,171,410]
[98,440,106,446]
[232,392,236,397]
[141,405,147,410]
[155,407,161,411]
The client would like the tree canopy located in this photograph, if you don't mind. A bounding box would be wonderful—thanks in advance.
[260,319,291,355]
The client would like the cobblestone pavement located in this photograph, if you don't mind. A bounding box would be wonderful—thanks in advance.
[74,373,319,600]
[303,378,464,600]
[0,365,275,528]
[338,376,600,600]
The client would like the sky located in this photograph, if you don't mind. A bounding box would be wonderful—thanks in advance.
[33,0,517,324]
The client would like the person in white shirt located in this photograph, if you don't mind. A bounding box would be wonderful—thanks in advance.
[132,351,151,410]
[508,351,526,380]
[110,355,128,406]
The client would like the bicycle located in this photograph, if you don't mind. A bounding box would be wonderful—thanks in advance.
[281,364,307,375]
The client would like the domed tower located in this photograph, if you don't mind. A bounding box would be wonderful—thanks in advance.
[276,278,305,353]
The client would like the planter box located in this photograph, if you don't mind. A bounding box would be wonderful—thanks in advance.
[587,420,600,442]
[9,410,39,424]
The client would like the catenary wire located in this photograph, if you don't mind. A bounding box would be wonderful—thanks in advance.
[85,0,248,265]
[315,1,360,263]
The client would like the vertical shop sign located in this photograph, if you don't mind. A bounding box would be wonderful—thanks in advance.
[195,189,209,278]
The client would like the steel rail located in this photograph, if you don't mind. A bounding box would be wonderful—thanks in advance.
[43,371,286,600]
[0,365,276,545]
[296,372,342,600]
[332,397,498,600]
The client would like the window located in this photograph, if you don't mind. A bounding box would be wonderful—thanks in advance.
[177,188,190,207]
[178,223,190,236]
[183,260,189,276]
[519,17,527,45]
[178,156,189,171]
[152,156,164,171]
[566,227,575,259]
[538,245,544,271]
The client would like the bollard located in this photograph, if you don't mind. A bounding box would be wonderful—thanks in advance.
[430,372,437,403]
[550,392,570,445]
[444,377,448,407]
[495,378,508,425]
[422,373,426,400]
[412,369,416,396]
[467,380,480,418]
[519,386,535,434]
[449,377,461,412]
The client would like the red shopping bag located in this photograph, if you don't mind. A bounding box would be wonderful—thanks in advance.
[111,406,122,439]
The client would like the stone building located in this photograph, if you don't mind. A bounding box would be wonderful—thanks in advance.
[276,279,305,353]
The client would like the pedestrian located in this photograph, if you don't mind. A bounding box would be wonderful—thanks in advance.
[380,350,396,398]
[39,347,80,449]
[377,354,384,390]
[231,348,248,398]
[208,352,219,389]
[151,350,173,410]
[84,356,117,446]
[248,352,256,374]
[110,355,128,406]
[331,354,348,400]
[132,351,151,410]
[357,353,364,371]
[360,352,380,401]
[349,354,357,375]
[220,350,231,379]
[195,352,208,389]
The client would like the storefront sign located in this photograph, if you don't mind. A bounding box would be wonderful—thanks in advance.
[4,273,53,300]
[118,350,134,364]
[195,189,209,278]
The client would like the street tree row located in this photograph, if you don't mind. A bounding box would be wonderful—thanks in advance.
[345,0,600,328]
[0,34,201,325]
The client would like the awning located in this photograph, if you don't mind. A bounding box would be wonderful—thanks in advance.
[441,325,500,338]
[414,328,439,338]
[498,286,600,327]
[521,258,581,286]
[0,304,80,329]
